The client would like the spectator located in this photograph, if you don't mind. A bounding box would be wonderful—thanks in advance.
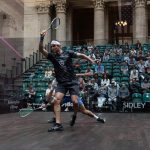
[103,50,110,61]
[44,67,53,80]
[141,78,150,93]
[25,84,36,108]
[130,48,137,57]
[89,51,96,60]
[85,66,93,75]
[145,56,150,73]
[117,83,130,112]
[101,73,110,88]
[107,79,120,111]
[39,80,56,111]
[137,59,145,75]
[135,40,142,50]
[124,41,129,51]
[136,50,145,61]
[115,48,122,62]
[94,60,105,75]
[121,61,129,75]
[130,66,139,82]
[129,78,141,94]
[128,55,136,70]
[73,60,81,73]
[123,51,130,63]
[144,67,150,80]
[84,66,94,82]
[93,73,101,86]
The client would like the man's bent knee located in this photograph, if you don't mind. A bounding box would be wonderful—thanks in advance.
[54,98,61,105]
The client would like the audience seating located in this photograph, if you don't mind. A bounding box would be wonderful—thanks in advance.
[20,43,150,112]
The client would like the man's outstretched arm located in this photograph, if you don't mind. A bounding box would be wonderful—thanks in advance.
[76,53,95,64]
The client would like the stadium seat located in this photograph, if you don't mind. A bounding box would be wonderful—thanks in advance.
[113,72,121,78]
[143,93,150,103]
[120,82,129,87]
[35,93,44,104]
[113,77,121,83]
[132,93,143,103]
[121,73,129,78]
[113,69,121,74]
[121,77,129,82]
[113,65,120,70]
[108,58,115,63]
[105,65,112,70]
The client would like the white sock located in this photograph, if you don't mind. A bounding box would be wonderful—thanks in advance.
[93,114,98,119]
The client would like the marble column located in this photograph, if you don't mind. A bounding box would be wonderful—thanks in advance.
[133,0,147,43]
[93,0,105,45]
[24,0,50,58]
[54,0,66,46]
[36,2,51,44]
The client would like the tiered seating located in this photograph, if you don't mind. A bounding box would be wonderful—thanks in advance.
[143,43,150,54]
[21,43,150,111]
[22,59,54,104]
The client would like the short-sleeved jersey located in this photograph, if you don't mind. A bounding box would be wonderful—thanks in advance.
[47,50,78,83]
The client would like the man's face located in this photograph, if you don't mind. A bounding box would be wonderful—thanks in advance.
[111,81,115,87]
[51,44,61,53]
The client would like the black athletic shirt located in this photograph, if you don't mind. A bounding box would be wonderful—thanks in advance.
[47,50,78,83]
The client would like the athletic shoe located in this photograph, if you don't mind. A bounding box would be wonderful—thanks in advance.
[48,117,56,123]
[38,103,46,109]
[42,108,47,111]
[97,117,106,123]
[48,124,64,132]
[70,114,77,126]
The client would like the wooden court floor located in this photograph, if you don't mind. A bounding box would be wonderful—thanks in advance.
[0,112,150,150]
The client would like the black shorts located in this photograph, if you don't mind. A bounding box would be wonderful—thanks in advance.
[55,79,79,96]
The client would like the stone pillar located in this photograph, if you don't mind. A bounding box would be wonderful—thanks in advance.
[93,0,105,45]
[54,0,66,46]
[24,0,39,58]
[133,0,147,43]
[24,0,50,58]
[36,2,51,44]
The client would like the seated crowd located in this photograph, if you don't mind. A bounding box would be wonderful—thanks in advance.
[71,41,150,111]
[23,41,150,111]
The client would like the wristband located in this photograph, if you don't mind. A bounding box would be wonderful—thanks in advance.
[40,35,44,42]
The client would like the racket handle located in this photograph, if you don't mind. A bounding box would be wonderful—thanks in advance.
[45,27,50,33]
[40,29,47,39]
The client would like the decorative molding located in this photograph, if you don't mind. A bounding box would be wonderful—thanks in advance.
[92,0,104,9]
[36,0,50,14]
[133,0,147,8]
[51,0,66,13]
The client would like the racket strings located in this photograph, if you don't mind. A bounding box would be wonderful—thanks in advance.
[19,108,33,117]
[51,18,60,29]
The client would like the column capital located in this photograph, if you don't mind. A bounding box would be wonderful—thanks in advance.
[51,0,66,13]
[36,0,50,14]
[133,0,147,8]
[92,0,104,10]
